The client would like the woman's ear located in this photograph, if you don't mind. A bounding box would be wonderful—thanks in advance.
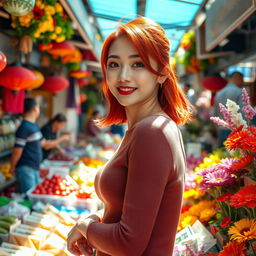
[157,75,168,85]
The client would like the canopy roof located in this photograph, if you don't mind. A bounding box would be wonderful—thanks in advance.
[88,0,205,55]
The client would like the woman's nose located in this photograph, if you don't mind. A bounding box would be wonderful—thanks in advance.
[118,65,131,82]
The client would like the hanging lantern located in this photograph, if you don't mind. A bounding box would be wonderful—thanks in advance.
[0,51,7,72]
[202,75,227,92]
[69,69,92,79]
[41,76,69,94]
[26,70,45,91]
[48,42,75,57]
[80,93,87,103]
[0,66,35,92]
[2,0,35,16]
[77,78,89,87]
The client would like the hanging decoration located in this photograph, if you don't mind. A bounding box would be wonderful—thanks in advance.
[175,31,215,73]
[41,76,69,94]
[80,93,87,103]
[10,0,74,44]
[26,70,45,90]
[2,0,35,16]
[202,75,227,106]
[69,69,92,79]
[0,66,35,92]
[0,51,7,72]
[77,78,89,87]
[202,75,227,92]
[47,41,75,56]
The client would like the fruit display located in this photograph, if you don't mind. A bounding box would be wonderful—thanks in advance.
[0,162,12,179]
[32,174,77,196]
[75,157,105,168]
[48,153,73,162]
[69,162,97,186]
[0,215,17,234]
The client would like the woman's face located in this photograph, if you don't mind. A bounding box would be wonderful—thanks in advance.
[106,36,160,108]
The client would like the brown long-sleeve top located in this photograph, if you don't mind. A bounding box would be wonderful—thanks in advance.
[87,114,186,256]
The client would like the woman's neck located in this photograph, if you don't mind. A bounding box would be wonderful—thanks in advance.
[125,99,163,129]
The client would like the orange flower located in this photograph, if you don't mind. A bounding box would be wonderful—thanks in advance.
[218,241,246,256]
[224,130,249,150]
[232,154,254,170]
[230,185,256,208]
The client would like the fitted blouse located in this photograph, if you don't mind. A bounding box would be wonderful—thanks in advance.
[87,114,186,256]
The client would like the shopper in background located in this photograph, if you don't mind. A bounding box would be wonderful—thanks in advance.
[213,71,244,147]
[183,83,196,105]
[67,17,192,256]
[86,110,101,137]
[41,113,70,160]
[10,98,43,194]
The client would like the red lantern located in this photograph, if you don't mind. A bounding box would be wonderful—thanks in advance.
[202,76,227,92]
[0,51,7,72]
[69,69,92,79]
[48,42,75,56]
[77,78,89,87]
[0,66,35,91]
[80,93,87,103]
[26,70,45,91]
[41,76,69,93]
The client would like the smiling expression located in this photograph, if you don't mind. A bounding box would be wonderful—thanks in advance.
[106,36,161,108]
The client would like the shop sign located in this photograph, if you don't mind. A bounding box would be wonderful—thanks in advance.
[205,0,256,51]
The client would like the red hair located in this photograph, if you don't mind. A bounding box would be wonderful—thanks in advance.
[99,17,193,126]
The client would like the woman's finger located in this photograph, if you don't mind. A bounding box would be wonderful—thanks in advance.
[77,238,94,255]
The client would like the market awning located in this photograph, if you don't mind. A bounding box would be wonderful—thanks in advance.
[88,0,206,55]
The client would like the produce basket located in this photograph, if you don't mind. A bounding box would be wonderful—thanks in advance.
[26,188,97,212]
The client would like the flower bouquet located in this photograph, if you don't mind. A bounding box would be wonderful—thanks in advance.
[11,0,74,53]
[211,88,256,182]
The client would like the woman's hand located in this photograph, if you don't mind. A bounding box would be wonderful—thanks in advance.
[67,224,93,256]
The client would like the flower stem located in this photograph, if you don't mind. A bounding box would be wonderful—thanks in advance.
[249,241,256,256]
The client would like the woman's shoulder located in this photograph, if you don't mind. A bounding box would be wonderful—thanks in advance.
[132,114,177,139]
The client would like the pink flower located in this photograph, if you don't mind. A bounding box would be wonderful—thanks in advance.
[200,169,237,190]
[242,88,250,106]
[210,117,229,128]
[243,105,256,120]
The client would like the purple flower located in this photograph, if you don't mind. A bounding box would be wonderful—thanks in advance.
[242,88,250,106]
[200,169,236,190]
[219,103,235,129]
[197,165,219,176]
[243,105,256,120]
[219,158,239,171]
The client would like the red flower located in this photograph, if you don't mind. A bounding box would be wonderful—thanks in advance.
[181,205,191,213]
[240,137,256,152]
[33,7,45,20]
[210,225,217,235]
[217,191,233,202]
[221,217,231,228]
[218,241,246,256]
[230,185,256,208]
[232,154,254,170]
[224,130,250,150]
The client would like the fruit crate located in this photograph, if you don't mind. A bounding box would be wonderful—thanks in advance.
[26,188,98,212]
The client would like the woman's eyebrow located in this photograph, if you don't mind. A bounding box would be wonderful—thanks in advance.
[107,54,140,59]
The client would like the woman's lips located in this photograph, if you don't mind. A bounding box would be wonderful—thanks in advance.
[117,86,137,95]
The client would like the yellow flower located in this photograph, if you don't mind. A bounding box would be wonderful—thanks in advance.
[45,5,55,15]
[36,0,45,9]
[179,215,198,230]
[56,35,66,42]
[55,26,62,34]
[228,219,256,243]
[51,33,57,40]
[55,3,63,13]
[200,207,216,222]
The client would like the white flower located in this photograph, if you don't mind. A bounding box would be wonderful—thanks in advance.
[226,99,240,114]
[232,113,247,127]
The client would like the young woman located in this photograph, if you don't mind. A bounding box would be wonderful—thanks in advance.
[67,17,192,256]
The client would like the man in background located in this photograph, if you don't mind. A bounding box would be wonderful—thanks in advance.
[41,113,70,160]
[213,72,244,147]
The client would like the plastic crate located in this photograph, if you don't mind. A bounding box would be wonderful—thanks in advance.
[26,187,98,212]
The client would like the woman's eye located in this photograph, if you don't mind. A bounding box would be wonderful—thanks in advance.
[107,62,119,68]
[133,62,144,68]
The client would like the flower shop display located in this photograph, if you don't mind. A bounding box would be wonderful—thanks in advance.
[10,0,74,50]
[0,51,7,72]
[176,30,214,73]
[2,0,35,16]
